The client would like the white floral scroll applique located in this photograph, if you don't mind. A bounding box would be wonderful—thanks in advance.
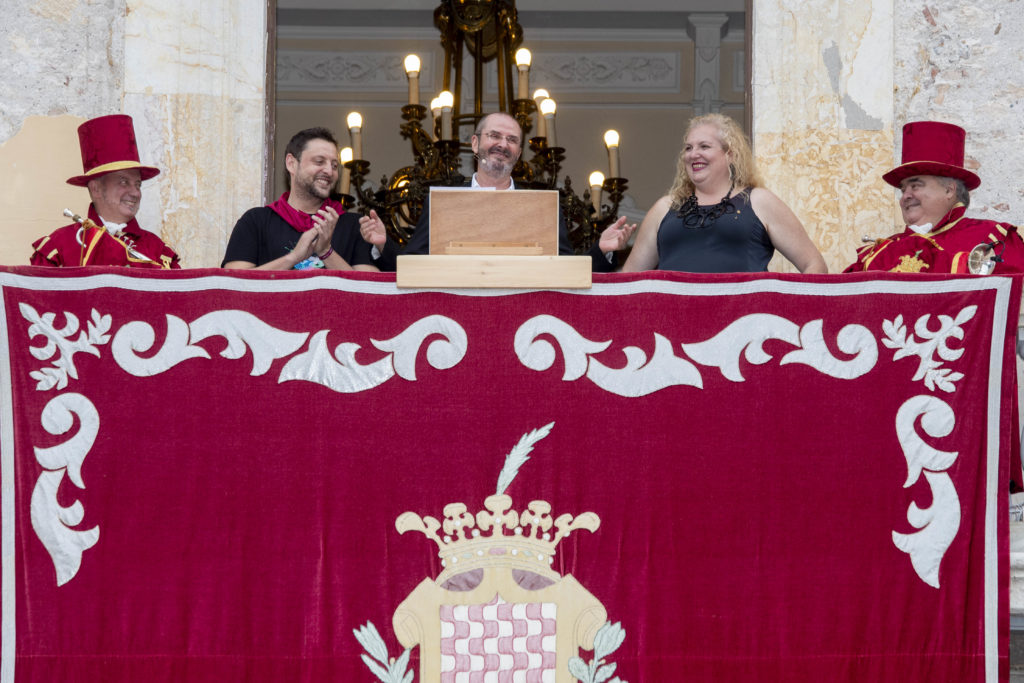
[881,306,976,393]
[515,313,877,396]
[280,314,467,392]
[891,395,960,588]
[883,306,977,587]
[108,310,467,393]
[31,393,101,586]
[19,307,466,393]
[22,305,112,391]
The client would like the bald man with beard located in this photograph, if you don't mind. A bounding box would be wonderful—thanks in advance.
[359,112,636,271]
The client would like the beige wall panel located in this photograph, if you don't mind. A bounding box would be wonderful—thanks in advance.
[759,129,898,273]
[0,116,90,266]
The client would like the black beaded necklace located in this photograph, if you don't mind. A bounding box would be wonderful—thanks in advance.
[676,180,736,229]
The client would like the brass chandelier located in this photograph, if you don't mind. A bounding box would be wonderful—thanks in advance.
[338,0,628,253]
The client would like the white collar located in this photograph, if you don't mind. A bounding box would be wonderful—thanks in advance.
[471,173,514,190]
[100,219,128,235]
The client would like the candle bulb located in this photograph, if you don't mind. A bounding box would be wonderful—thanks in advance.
[339,146,353,195]
[540,97,557,148]
[604,129,620,178]
[429,96,442,141]
[515,48,531,100]
[532,88,549,138]
[437,90,454,140]
[588,171,605,212]
[346,111,363,160]
[404,54,421,106]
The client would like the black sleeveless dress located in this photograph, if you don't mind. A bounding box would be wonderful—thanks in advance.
[656,188,774,272]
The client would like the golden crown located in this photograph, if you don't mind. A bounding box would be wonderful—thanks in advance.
[396,494,600,583]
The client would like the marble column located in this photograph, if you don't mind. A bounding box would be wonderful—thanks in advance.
[125,0,267,267]
[751,0,897,273]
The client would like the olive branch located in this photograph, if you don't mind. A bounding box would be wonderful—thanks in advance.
[568,621,628,683]
[353,621,413,683]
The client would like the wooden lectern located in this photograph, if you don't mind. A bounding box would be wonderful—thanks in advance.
[396,189,592,288]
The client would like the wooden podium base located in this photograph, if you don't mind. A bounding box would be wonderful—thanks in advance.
[396,255,592,289]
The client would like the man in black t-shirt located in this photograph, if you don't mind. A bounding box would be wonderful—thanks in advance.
[222,127,377,271]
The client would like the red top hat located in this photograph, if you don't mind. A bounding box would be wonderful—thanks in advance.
[882,121,980,191]
[66,114,161,187]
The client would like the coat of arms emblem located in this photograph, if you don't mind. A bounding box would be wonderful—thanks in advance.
[354,423,627,683]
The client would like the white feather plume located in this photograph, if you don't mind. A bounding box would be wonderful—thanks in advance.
[495,422,554,495]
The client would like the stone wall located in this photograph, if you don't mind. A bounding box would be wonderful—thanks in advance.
[0,0,267,268]
[0,0,124,141]
[0,0,125,265]
[124,0,268,267]
[894,1,1024,222]
[752,0,1024,274]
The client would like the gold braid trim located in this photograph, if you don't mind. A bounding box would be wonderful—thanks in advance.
[81,227,164,268]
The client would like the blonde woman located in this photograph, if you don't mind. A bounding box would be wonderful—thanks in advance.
[623,114,827,273]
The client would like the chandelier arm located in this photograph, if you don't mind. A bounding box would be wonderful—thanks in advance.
[452,30,464,117]
[472,28,484,117]
[495,20,508,113]
[560,177,598,254]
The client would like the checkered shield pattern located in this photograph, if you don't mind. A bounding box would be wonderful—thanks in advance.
[440,597,557,681]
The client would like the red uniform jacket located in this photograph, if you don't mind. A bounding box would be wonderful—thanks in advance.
[30,205,180,269]
[845,204,1024,274]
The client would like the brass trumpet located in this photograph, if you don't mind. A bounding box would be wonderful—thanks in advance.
[65,208,106,265]
[64,208,103,234]
[63,207,162,267]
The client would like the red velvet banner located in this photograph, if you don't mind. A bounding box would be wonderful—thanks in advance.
[0,268,1019,682]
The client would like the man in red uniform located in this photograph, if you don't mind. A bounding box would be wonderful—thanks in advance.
[30,115,180,268]
[846,120,1023,274]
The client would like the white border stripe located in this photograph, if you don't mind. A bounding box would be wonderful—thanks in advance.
[0,271,1014,299]
[0,283,15,683]
[0,272,1014,682]
[986,280,1012,683]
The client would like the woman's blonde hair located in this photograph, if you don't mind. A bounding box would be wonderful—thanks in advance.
[667,113,763,208]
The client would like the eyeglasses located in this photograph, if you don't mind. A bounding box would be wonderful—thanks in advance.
[482,130,521,147]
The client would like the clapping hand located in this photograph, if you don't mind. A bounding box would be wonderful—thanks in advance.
[311,206,339,255]
[293,225,323,262]
[598,216,638,254]
[358,210,387,248]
